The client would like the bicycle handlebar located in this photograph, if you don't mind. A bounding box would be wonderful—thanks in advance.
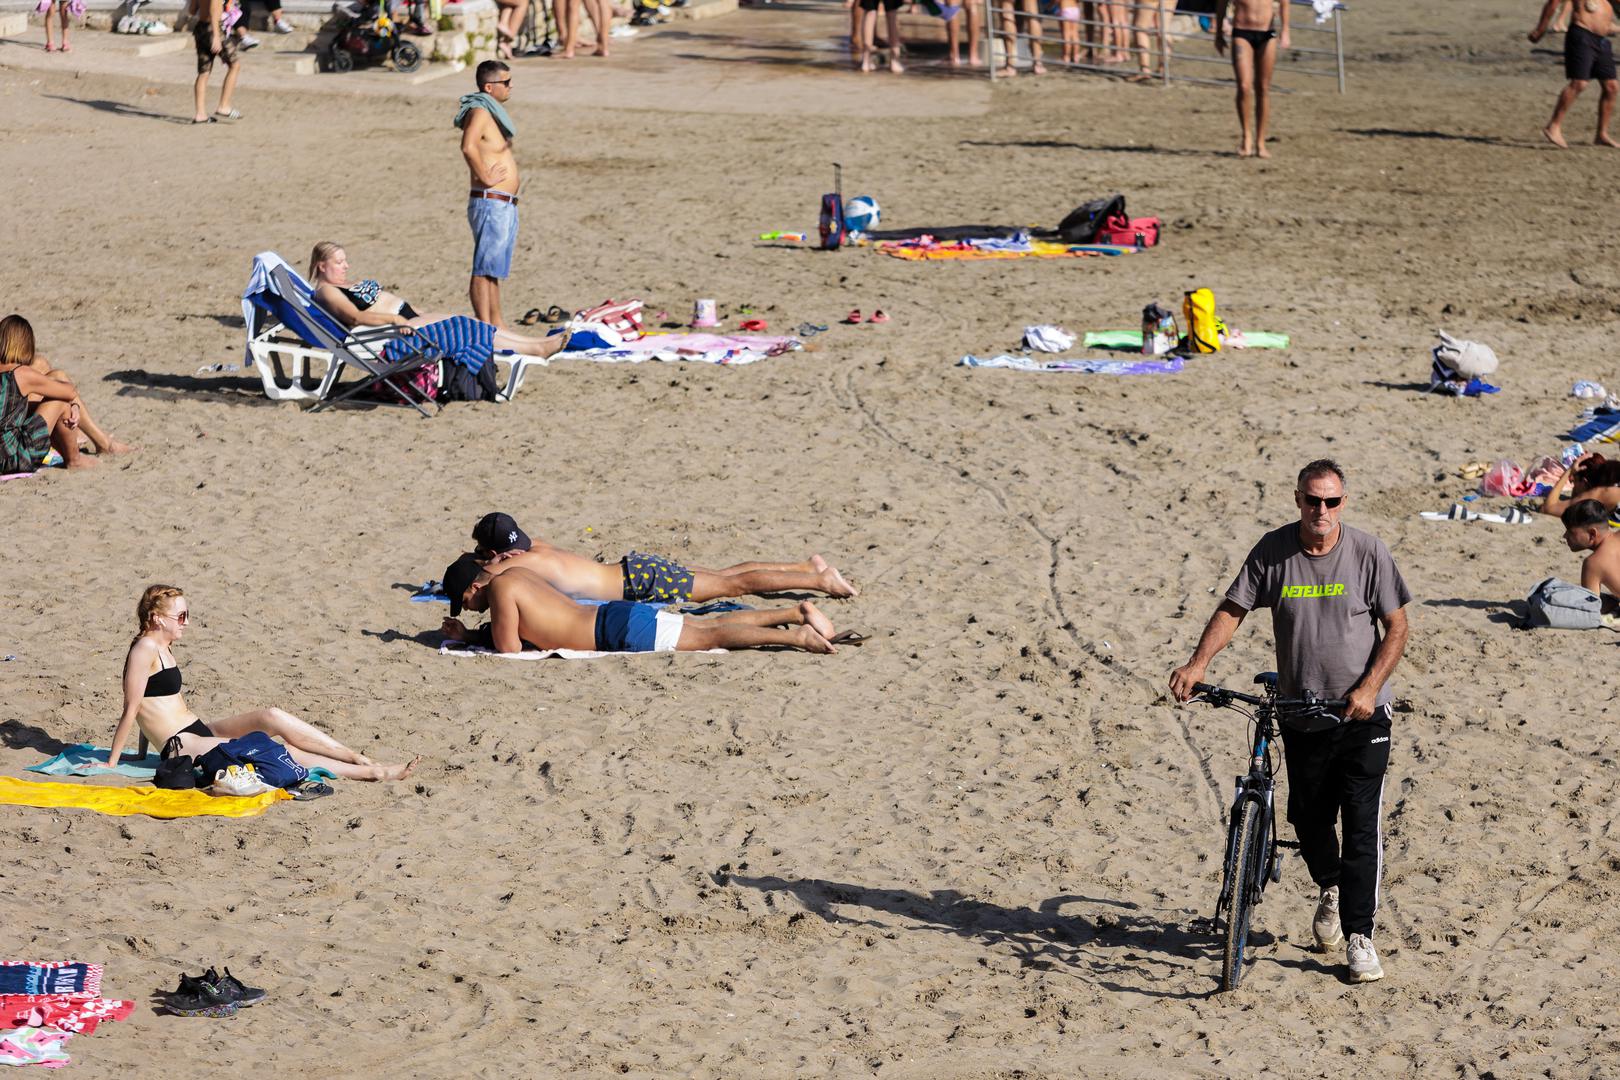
[1191,681,1349,713]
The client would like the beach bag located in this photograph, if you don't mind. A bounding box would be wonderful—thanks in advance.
[1479,459,1524,498]
[1182,288,1224,354]
[361,361,441,403]
[196,732,308,789]
[439,356,500,402]
[1055,194,1126,244]
[1095,215,1161,248]
[819,193,846,251]
[1524,576,1605,630]
[574,298,643,341]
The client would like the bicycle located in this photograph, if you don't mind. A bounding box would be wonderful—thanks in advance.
[1190,672,1346,991]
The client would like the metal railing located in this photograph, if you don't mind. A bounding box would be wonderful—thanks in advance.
[982,0,1346,92]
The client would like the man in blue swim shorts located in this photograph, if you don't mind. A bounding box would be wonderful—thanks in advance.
[438,559,855,655]
[456,60,520,328]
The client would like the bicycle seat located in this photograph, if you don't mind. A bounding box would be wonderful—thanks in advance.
[1253,672,1278,689]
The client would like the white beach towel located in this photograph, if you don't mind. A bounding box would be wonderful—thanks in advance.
[439,642,725,660]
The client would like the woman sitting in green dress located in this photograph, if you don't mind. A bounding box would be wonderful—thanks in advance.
[0,317,93,472]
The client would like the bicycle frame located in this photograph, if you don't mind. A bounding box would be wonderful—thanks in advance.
[1211,679,1282,927]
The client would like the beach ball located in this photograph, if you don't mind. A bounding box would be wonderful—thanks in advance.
[844,195,880,233]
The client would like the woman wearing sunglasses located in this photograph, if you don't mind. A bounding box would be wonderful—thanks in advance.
[105,585,419,780]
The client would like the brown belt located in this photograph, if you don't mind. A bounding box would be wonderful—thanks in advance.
[469,189,519,205]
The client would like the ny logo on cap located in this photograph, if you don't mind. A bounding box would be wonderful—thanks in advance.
[508,530,518,543]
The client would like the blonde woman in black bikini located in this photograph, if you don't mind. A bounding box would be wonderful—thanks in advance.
[104,585,419,781]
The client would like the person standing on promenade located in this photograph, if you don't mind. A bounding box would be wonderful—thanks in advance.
[457,61,520,329]
[1214,0,1289,157]
[1170,460,1410,985]
[1529,0,1617,148]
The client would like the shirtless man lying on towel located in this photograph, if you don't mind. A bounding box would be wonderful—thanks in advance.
[439,556,856,654]
[469,512,858,604]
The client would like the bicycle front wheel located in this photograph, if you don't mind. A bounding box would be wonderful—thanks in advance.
[1220,797,1266,992]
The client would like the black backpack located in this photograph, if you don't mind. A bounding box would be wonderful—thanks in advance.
[440,358,502,402]
[1052,194,1127,244]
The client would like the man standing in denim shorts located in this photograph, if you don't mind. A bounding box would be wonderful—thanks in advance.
[456,61,520,328]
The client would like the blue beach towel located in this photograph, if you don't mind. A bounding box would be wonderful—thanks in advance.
[28,744,163,779]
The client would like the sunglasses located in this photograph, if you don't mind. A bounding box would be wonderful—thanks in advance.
[486,79,512,86]
[165,610,190,625]
[1298,494,1343,509]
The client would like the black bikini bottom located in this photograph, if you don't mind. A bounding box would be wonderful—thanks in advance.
[162,718,215,760]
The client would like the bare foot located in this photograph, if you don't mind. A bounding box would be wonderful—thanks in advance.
[860,55,876,72]
[810,553,830,574]
[373,756,422,781]
[999,63,1017,77]
[794,625,836,655]
[948,54,961,68]
[890,58,905,74]
[1030,60,1045,75]
[103,439,138,455]
[1598,131,1619,148]
[1256,143,1271,159]
[820,566,858,599]
[560,47,575,58]
[799,600,837,640]
[1238,138,1254,158]
[969,54,984,66]
[1543,124,1569,148]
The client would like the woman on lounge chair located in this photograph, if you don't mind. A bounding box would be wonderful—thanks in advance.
[104,585,420,781]
[1541,452,1620,525]
[0,314,134,466]
[306,242,567,364]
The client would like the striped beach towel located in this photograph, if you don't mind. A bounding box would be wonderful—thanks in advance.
[382,316,493,373]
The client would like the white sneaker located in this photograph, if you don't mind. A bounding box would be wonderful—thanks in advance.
[273,17,294,32]
[1311,885,1343,951]
[1346,933,1383,983]
[212,764,272,797]
[238,33,261,49]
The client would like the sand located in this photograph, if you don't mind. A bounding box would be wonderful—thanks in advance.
[3,0,1620,1075]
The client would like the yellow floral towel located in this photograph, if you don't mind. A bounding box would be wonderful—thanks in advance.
[0,777,290,818]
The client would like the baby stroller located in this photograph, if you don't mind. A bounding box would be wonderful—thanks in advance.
[326,0,422,73]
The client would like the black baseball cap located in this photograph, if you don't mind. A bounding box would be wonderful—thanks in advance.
[472,512,531,556]
[443,554,485,617]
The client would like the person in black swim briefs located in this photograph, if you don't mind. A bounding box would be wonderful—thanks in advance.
[1214,0,1290,158]
[466,512,859,604]
[104,585,419,780]
[438,559,855,655]
[1530,0,1618,148]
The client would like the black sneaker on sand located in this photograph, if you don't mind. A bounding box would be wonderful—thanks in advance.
[166,974,239,1018]
[202,966,267,1007]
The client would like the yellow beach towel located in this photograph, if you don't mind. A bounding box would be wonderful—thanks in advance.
[0,777,290,818]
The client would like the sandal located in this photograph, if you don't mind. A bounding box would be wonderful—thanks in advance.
[828,630,869,646]
[737,318,768,332]
[843,309,862,324]
[795,322,828,337]
[541,304,571,324]
[867,310,890,324]
[213,108,242,120]
[519,307,543,326]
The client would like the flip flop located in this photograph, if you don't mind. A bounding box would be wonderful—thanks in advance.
[796,322,829,337]
[213,108,242,120]
[520,308,543,326]
[843,309,862,324]
[868,310,890,324]
[737,318,768,332]
[1420,503,1481,522]
[829,630,869,646]
[290,780,334,800]
[192,116,216,124]
[541,304,571,324]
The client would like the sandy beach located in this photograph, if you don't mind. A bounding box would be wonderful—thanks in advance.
[4,0,1620,1074]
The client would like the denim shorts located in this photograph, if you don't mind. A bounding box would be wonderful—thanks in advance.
[467,197,519,280]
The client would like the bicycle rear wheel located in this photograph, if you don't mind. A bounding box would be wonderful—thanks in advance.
[1220,798,1265,991]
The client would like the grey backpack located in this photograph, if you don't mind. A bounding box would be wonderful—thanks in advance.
[1525,577,1607,629]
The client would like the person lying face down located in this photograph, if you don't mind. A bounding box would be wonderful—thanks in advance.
[468,512,859,604]
[439,556,846,655]
[1563,499,1620,612]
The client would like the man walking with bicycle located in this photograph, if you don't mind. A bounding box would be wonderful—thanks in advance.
[1170,459,1410,983]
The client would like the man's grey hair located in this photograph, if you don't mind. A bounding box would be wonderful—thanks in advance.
[1297,458,1346,491]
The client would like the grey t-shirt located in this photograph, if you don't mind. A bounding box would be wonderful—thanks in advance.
[1226,523,1412,706]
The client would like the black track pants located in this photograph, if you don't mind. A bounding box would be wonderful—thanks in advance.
[1279,705,1392,938]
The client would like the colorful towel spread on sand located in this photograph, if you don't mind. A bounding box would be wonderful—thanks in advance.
[27,745,163,780]
[1568,410,1620,445]
[0,967,99,1000]
[879,237,1136,261]
[557,333,802,367]
[1082,329,1291,351]
[0,996,134,1036]
[0,778,289,819]
[0,1026,71,1068]
[958,354,1186,375]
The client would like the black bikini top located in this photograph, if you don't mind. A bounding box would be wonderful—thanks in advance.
[146,655,182,698]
